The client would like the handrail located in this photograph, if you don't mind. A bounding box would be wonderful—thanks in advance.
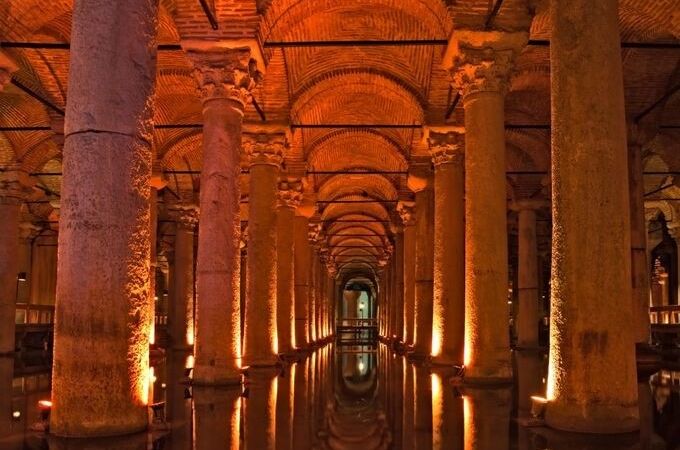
[650,305,680,325]
[15,303,55,325]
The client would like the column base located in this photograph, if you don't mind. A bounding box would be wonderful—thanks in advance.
[192,365,242,386]
[544,401,640,434]
[463,375,513,386]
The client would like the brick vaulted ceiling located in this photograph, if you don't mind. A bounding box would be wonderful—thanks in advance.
[0,0,679,278]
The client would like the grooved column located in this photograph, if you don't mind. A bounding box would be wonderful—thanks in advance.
[545,0,639,432]
[187,47,260,385]
[398,202,416,346]
[294,209,313,348]
[244,133,284,367]
[277,179,302,354]
[448,31,526,381]
[51,0,159,435]
[169,204,198,349]
[514,202,541,348]
[0,170,32,355]
[428,131,465,366]
[409,170,434,357]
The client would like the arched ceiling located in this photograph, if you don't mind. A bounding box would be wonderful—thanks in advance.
[1,0,679,280]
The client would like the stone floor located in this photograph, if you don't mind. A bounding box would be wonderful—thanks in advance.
[0,345,678,450]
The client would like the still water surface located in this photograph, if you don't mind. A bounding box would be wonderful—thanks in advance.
[1,345,679,449]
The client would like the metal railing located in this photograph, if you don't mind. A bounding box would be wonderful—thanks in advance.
[15,304,54,325]
[650,305,680,325]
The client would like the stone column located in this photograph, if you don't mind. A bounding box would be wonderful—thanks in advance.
[628,127,651,345]
[447,31,527,381]
[545,0,639,433]
[169,204,198,349]
[409,169,434,357]
[398,202,416,346]
[244,133,285,366]
[393,229,405,342]
[276,179,302,354]
[51,0,158,436]
[325,269,337,337]
[294,206,314,349]
[428,130,465,366]
[186,47,261,385]
[513,201,543,348]
[0,169,33,354]
[17,222,40,305]
[307,224,320,344]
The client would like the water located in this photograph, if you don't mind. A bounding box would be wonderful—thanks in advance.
[1,345,678,449]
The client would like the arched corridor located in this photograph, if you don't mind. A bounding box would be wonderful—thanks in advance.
[1,0,680,447]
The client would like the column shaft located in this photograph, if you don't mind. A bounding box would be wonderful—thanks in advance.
[431,141,465,365]
[546,0,639,432]
[403,222,416,345]
[517,208,539,348]
[51,0,158,435]
[463,91,511,380]
[413,187,434,356]
[394,231,405,342]
[294,215,311,348]
[0,201,20,354]
[277,203,296,354]
[244,140,282,366]
[171,216,196,349]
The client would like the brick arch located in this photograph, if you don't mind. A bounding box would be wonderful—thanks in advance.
[317,173,398,202]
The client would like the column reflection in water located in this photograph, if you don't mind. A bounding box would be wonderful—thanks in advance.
[402,357,415,449]
[245,368,278,450]
[193,386,241,450]
[292,356,311,449]
[48,434,149,450]
[431,372,463,450]
[463,387,511,450]
[165,352,192,450]
[275,363,294,450]
[413,365,433,448]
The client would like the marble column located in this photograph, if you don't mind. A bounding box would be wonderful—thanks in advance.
[0,169,33,354]
[628,128,651,345]
[276,179,302,354]
[545,0,639,432]
[447,31,527,381]
[294,207,313,348]
[409,169,434,357]
[17,222,40,305]
[398,202,416,346]
[51,0,158,436]
[186,47,261,385]
[514,201,542,348]
[307,224,320,344]
[428,130,465,366]
[325,270,337,337]
[169,204,198,349]
[244,133,285,367]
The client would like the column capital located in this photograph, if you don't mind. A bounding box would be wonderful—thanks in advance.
[444,31,528,99]
[407,163,433,193]
[185,47,262,107]
[171,203,199,231]
[427,130,465,167]
[19,222,42,241]
[277,178,303,209]
[0,168,36,205]
[0,51,18,91]
[397,201,416,227]
[509,198,549,212]
[243,133,285,168]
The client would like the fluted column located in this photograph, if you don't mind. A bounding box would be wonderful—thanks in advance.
[277,179,302,354]
[409,168,434,357]
[294,205,314,349]
[169,204,198,349]
[187,47,261,385]
[513,201,543,348]
[428,130,465,366]
[244,132,285,367]
[50,0,158,436]
[447,31,527,381]
[0,169,33,354]
[545,0,639,432]
[398,202,416,346]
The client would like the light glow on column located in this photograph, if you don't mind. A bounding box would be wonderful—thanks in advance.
[431,373,443,450]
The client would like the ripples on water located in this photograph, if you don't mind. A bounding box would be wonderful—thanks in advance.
[1,345,678,449]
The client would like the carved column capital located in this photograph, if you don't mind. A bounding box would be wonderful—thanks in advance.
[19,222,42,241]
[397,201,416,227]
[243,133,285,168]
[277,178,303,209]
[427,130,465,167]
[0,168,36,205]
[171,203,199,231]
[186,48,262,107]
[445,31,528,99]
